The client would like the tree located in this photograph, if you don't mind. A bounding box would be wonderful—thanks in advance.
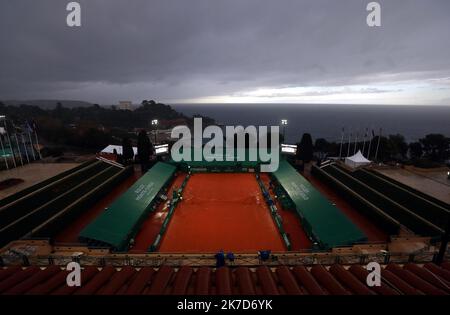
[387,134,408,159]
[368,134,408,161]
[315,138,330,153]
[297,133,313,163]
[420,134,449,162]
[314,138,331,160]
[55,102,64,118]
[409,142,423,159]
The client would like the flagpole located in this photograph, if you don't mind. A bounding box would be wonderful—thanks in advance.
[34,131,42,160]
[0,135,9,170]
[15,134,24,166]
[28,131,36,160]
[4,120,17,168]
[347,128,352,157]
[21,134,30,164]
[29,120,43,160]
[338,127,344,160]
[362,128,368,156]
[367,129,374,159]
[353,130,358,154]
[374,128,382,162]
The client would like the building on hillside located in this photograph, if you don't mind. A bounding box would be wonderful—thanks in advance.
[118,101,133,111]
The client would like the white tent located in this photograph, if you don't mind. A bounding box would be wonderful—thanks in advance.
[100,144,137,156]
[345,150,371,168]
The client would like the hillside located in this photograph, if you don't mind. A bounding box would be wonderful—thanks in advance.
[2,100,93,109]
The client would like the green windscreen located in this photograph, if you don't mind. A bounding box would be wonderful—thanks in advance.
[79,162,176,251]
[273,160,367,249]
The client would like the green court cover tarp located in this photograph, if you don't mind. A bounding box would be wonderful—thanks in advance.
[273,160,367,249]
[79,162,176,250]
[169,147,273,169]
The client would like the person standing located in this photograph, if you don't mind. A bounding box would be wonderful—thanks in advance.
[137,130,151,173]
[122,137,134,165]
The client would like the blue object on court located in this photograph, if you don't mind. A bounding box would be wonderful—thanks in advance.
[215,251,226,267]
[226,252,235,262]
[259,250,271,261]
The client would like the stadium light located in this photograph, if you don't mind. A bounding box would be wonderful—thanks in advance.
[281,144,297,155]
[155,143,169,155]
[151,119,159,143]
[281,119,288,140]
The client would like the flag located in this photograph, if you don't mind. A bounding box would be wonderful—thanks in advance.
[31,119,37,131]
[25,120,34,133]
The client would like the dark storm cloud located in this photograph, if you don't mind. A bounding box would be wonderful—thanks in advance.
[1,0,450,103]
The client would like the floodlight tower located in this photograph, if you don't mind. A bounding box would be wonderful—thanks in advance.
[281,119,288,142]
[0,115,8,169]
[151,119,159,143]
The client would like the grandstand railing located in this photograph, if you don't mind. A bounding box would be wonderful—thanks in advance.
[255,173,292,250]
[2,247,448,267]
[148,173,191,252]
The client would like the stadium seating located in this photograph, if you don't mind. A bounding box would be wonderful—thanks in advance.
[316,164,444,237]
[32,165,133,238]
[0,159,97,208]
[368,169,450,211]
[0,160,109,230]
[351,169,449,230]
[0,159,131,248]
[311,165,400,235]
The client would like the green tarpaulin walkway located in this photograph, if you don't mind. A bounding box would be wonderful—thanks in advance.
[273,160,367,249]
[169,148,270,169]
[79,162,176,251]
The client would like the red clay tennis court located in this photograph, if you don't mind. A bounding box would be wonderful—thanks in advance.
[158,173,286,252]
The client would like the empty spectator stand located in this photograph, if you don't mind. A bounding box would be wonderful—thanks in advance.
[313,163,445,238]
[0,159,132,248]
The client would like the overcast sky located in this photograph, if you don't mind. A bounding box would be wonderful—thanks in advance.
[1,0,450,105]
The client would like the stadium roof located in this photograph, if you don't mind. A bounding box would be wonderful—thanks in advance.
[0,262,449,295]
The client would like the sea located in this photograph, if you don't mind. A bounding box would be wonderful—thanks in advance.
[172,104,450,144]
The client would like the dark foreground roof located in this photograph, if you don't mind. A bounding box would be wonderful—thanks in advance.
[1,262,449,295]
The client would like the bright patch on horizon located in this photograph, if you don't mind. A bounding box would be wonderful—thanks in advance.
[180,80,450,105]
